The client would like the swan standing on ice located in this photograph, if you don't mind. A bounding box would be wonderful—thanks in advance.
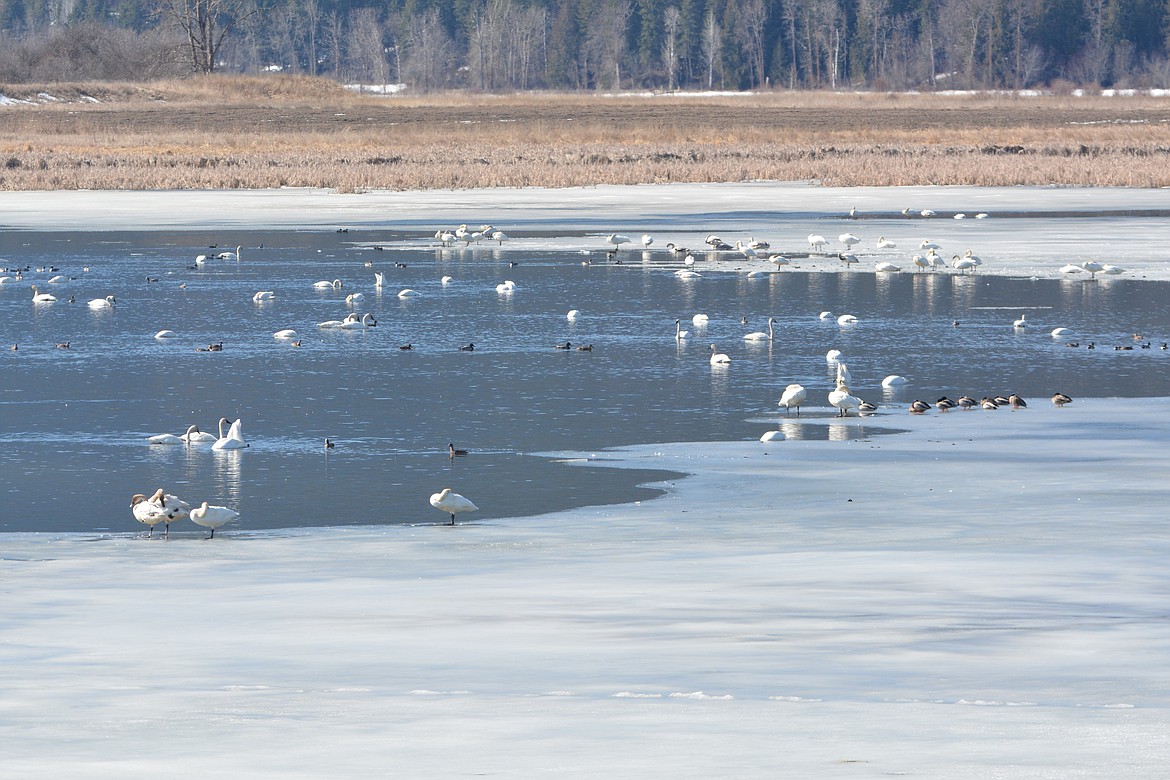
[877,236,897,250]
[190,501,239,538]
[1080,261,1104,279]
[743,317,775,341]
[708,344,731,365]
[808,234,828,253]
[641,234,654,248]
[131,488,191,538]
[839,233,861,251]
[430,488,478,525]
[778,383,807,416]
[605,234,631,249]
[212,418,248,450]
[828,382,861,417]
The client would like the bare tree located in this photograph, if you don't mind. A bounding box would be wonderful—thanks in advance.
[586,0,632,90]
[347,7,388,83]
[400,8,453,92]
[701,7,721,89]
[740,0,767,89]
[663,6,680,90]
[156,0,259,73]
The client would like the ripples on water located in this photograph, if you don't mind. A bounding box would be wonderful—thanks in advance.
[2,229,1168,533]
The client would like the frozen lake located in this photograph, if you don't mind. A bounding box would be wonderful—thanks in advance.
[1,183,1169,777]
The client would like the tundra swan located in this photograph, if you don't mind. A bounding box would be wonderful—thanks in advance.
[743,317,774,341]
[190,501,239,537]
[430,488,478,525]
[778,384,807,416]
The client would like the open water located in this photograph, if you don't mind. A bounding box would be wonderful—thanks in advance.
[2,228,1169,533]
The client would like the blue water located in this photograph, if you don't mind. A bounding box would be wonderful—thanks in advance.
[2,228,1169,534]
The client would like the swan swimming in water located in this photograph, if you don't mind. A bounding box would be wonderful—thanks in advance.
[430,487,478,525]
[252,291,275,302]
[88,295,116,309]
[674,319,689,341]
[31,285,57,302]
[190,501,239,538]
[743,317,775,341]
[212,418,248,450]
[155,330,176,340]
[148,424,211,445]
[708,344,731,365]
[274,329,297,339]
[313,279,343,289]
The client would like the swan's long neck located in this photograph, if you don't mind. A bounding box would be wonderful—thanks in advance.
[768,319,774,339]
[218,417,229,439]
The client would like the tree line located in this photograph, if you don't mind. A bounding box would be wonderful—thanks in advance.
[3,0,1170,91]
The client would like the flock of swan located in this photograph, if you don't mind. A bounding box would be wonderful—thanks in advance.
[130,488,239,539]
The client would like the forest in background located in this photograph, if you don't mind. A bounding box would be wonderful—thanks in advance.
[3,0,1170,92]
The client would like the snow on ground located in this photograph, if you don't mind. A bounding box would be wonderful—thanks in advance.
[3,397,1169,778]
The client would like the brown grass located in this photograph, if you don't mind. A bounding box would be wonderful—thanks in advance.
[3,75,1170,191]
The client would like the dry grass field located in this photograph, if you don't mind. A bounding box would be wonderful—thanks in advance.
[2,75,1170,191]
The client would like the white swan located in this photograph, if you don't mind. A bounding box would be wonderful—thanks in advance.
[430,488,478,525]
[1101,264,1125,275]
[339,312,377,329]
[778,383,807,416]
[216,245,242,260]
[567,309,580,321]
[154,330,176,340]
[743,317,774,341]
[876,236,897,249]
[759,430,784,442]
[808,234,828,252]
[147,424,203,445]
[881,375,908,387]
[374,272,386,288]
[674,319,689,341]
[1080,261,1104,279]
[212,418,248,450]
[692,313,709,326]
[87,295,116,308]
[252,291,275,302]
[769,254,789,267]
[839,252,859,268]
[825,348,842,362]
[912,254,929,272]
[1059,263,1083,275]
[837,314,858,326]
[641,234,654,248]
[496,280,517,293]
[346,292,365,304]
[441,275,454,285]
[734,240,759,259]
[838,233,860,250]
[605,234,631,248]
[398,289,421,298]
[674,269,701,278]
[31,285,57,302]
[1051,327,1074,338]
[47,274,69,283]
[185,425,217,443]
[313,279,343,289]
[828,382,861,417]
[492,231,508,244]
[951,255,977,274]
[274,329,297,339]
[190,501,239,537]
[1013,314,1027,329]
[708,344,731,365]
[919,240,941,251]
[131,488,191,537]
[874,262,901,273]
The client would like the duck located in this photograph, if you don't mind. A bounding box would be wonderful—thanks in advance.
[399,343,413,350]
[909,399,931,414]
[555,342,573,350]
[1052,392,1073,407]
[189,501,239,538]
[429,488,478,525]
[449,443,469,458]
[325,438,335,449]
[1008,394,1028,410]
[459,343,475,351]
[576,344,593,352]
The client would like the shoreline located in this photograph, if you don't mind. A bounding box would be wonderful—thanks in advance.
[3,182,1170,281]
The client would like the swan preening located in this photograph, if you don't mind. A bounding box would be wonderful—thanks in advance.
[430,487,478,525]
[496,280,517,294]
[190,501,240,538]
[828,382,861,417]
[130,488,191,538]
[154,330,176,340]
[314,279,343,289]
[88,295,116,308]
[252,291,275,302]
[778,383,807,416]
[147,424,215,445]
[743,317,775,341]
[319,312,376,329]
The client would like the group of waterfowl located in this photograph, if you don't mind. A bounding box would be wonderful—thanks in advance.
[130,488,239,539]
[147,417,248,450]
